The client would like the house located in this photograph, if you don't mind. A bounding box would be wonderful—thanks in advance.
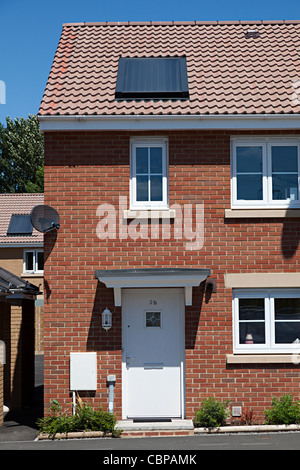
[0,194,44,353]
[38,20,300,429]
[0,193,44,417]
[0,193,44,416]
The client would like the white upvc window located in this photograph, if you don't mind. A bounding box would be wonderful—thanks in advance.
[130,138,168,210]
[233,289,300,353]
[23,249,44,274]
[231,137,300,208]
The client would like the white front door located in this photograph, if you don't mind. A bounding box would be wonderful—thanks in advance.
[122,288,185,419]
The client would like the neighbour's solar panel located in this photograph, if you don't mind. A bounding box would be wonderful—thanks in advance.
[115,57,189,99]
[7,214,33,235]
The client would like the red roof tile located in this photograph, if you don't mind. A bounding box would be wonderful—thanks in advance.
[0,194,44,245]
[39,21,300,116]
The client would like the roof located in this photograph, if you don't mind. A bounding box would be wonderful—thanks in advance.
[0,194,44,245]
[39,20,300,117]
[0,266,41,296]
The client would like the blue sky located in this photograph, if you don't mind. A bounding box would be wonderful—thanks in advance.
[1,0,300,125]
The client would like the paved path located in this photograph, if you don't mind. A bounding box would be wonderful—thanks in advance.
[0,431,300,451]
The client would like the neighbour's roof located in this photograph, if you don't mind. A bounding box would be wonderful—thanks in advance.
[0,266,41,296]
[39,20,300,117]
[0,193,44,245]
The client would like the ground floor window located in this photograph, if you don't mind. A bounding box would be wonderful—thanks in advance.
[233,289,300,353]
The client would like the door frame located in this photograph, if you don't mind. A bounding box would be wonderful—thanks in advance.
[121,288,186,420]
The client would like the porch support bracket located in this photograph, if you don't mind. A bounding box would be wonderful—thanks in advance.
[95,268,211,306]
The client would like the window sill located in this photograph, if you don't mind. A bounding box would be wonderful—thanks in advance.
[225,209,300,218]
[226,354,300,364]
[124,209,175,219]
[21,272,44,277]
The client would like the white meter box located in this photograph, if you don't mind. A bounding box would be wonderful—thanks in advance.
[70,352,97,391]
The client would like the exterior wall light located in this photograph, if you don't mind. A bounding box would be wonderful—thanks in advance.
[102,307,112,331]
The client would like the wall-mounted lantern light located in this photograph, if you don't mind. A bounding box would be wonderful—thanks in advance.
[102,307,112,331]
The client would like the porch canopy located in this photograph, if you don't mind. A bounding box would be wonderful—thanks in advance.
[95,268,210,306]
[0,266,41,302]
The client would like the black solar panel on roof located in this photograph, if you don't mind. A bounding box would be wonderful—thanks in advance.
[7,214,33,235]
[115,57,189,99]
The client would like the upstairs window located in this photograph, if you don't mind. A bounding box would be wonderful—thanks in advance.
[23,249,44,274]
[130,138,168,210]
[115,57,189,99]
[231,138,300,208]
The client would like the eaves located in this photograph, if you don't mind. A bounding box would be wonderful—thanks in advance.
[38,114,300,132]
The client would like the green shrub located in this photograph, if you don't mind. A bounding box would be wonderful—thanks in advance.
[264,394,300,425]
[37,399,121,438]
[194,397,230,428]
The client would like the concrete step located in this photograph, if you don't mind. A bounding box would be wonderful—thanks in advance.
[116,419,194,438]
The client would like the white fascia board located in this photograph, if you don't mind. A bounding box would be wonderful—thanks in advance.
[38,114,300,131]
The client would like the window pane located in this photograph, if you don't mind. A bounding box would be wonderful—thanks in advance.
[136,148,148,174]
[26,252,34,271]
[150,175,163,201]
[275,298,300,343]
[237,174,263,200]
[136,175,148,201]
[239,298,265,320]
[275,323,300,344]
[146,312,161,327]
[236,146,263,173]
[37,251,44,271]
[239,322,266,344]
[272,146,298,172]
[275,298,300,320]
[272,174,298,200]
[150,148,162,173]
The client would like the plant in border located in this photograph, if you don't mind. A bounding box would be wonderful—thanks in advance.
[37,398,121,438]
[240,407,255,425]
[193,397,230,429]
[264,394,300,425]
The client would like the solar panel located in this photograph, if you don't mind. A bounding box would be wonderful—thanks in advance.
[115,57,189,99]
[7,214,33,235]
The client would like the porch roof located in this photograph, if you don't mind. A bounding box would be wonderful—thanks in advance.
[0,267,41,299]
[95,267,210,306]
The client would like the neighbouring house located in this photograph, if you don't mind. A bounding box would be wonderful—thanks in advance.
[0,194,44,353]
[38,20,300,427]
[0,193,44,416]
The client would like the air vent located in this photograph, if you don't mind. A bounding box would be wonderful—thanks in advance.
[245,29,260,39]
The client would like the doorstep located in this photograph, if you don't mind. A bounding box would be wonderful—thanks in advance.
[116,419,194,438]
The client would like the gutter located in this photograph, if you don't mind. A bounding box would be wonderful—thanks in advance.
[38,113,300,131]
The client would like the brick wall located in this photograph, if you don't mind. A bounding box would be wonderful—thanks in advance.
[44,129,300,421]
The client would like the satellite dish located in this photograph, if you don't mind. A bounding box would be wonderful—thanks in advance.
[30,205,60,233]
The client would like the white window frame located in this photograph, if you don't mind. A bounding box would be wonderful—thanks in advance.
[130,137,169,210]
[233,289,300,353]
[231,137,300,209]
[23,249,44,274]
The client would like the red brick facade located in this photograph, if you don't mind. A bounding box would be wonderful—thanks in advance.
[44,129,300,422]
